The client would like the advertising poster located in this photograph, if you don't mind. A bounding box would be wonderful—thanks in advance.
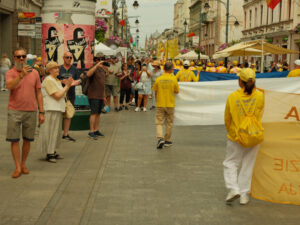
[96,0,113,18]
[42,23,95,69]
[42,23,64,66]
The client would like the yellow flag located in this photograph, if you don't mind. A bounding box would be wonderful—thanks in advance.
[251,90,300,205]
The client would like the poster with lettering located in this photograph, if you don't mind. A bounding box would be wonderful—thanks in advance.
[42,23,94,69]
[64,24,94,69]
[251,90,300,205]
[42,23,64,66]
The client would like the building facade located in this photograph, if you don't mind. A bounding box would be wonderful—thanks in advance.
[0,0,42,60]
[173,0,191,49]
[189,0,244,57]
[242,0,300,68]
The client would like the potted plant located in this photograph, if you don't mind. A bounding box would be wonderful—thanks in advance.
[95,19,108,44]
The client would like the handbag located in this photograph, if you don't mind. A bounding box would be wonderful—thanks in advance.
[65,98,75,119]
[135,82,145,91]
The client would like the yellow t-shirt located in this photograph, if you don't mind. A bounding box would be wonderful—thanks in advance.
[287,69,300,77]
[216,66,227,73]
[224,88,264,143]
[152,73,179,108]
[176,69,199,82]
[230,66,241,74]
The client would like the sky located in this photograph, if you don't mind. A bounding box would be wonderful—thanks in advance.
[127,0,177,48]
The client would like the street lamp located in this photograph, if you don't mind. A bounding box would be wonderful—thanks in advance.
[133,1,139,9]
[135,19,139,25]
[136,29,139,33]
[183,19,188,49]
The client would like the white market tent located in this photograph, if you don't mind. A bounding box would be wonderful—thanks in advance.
[95,42,116,56]
[174,53,182,59]
[179,50,209,60]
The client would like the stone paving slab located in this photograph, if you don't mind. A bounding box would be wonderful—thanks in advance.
[0,92,300,225]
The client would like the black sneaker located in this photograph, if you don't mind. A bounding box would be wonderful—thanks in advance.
[114,107,119,112]
[157,139,165,149]
[119,106,123,111]
[150,106,156,110]
[62,135,76,142]
[88,132,98,140]
[94,130,104,137]
[125,106,129,110]
[164,141,173,147]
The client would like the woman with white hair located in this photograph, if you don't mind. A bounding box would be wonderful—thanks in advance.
[37,61,73,163]
[0,53,11,91]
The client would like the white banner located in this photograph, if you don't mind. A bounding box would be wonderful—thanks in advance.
[174,78,300,126]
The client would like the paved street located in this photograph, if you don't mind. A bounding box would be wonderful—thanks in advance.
[0,91,299,225]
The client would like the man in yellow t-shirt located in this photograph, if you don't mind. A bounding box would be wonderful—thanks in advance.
[230,61,241,74]
[287,60,300,77]
[176,60,199,82]
[152,62,179,149]
[216,61,227,73]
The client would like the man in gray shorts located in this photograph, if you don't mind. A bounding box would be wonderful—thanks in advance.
[5,48,45,178]
[105,56,121,112]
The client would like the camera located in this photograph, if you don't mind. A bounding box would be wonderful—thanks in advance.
[103,62,110,67]
[60,73,72,79]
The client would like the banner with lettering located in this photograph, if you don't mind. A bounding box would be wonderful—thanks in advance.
[251,90,300,205]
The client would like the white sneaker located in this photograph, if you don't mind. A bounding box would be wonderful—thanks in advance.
[225,189,240,203]
[240,194,250,205]
[143,107,147,112]
[135,107,141,112]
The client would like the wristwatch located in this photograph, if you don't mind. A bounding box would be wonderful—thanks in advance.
[39,111,45,114]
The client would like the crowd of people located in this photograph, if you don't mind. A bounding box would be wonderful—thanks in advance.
[4,46,300,207]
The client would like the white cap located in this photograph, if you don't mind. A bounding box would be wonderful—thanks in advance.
[294,59,300,66]
[184,60,190,66]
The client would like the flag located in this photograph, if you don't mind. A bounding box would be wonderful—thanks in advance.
[266,0,281,10]
[187,32,195,38]
[120,20,125,26]
[130,37,133,43]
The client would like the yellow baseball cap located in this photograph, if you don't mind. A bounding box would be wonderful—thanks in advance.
[233,61,238,66]
[238,68,256,82]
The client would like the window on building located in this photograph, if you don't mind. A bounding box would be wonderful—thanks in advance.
[244,11,247,29]
[249,10,252,28]
[261,5,263,25]
[279,1,282,22]
[255,8,257,27]
[288,0,292,19]
[266,7,269,25]
[271,8,274,23]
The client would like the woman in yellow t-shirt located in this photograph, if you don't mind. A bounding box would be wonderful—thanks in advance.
[223,68,264,205]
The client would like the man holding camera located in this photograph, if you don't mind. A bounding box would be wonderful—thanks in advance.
[105,56,122,112]
[6,47,45,178]
[86,52,108,140]
[58,52,81,142]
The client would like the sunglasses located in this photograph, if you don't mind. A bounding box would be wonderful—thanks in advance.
[64,56,73,59]
[14,55,27,59]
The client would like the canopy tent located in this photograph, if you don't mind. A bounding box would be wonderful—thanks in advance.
[213,43,269,59]
[215,40,299,72]
[174,53,182,59]
[179,50,209,60]
[95,42,116,56]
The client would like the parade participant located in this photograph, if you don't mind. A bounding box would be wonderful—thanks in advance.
[229,61,241,74]
[153,62,179,149]
[119,63,132,111]
[189,61,196,71]
[150,61,163,110]
[205,62,211,72]
[210,62,216,72]
[6,47,45,178]
[287,59,300,77]
[176,60,199,82]
[86,52,108,139]
[38,62,73,163]
[59,52,80,142]
[223,68,264,205]
[216,61,227,73]
[196,63,203,72]
[106,55,122,112]
[0,53,11,91]
[33,57,46,82]
[250,63,256,73]
[174,60,182,70]
[135,63,151,112]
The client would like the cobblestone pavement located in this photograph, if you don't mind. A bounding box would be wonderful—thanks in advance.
[0,92,299,225]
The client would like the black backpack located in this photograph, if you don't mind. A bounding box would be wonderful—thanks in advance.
[80,73,90,96]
